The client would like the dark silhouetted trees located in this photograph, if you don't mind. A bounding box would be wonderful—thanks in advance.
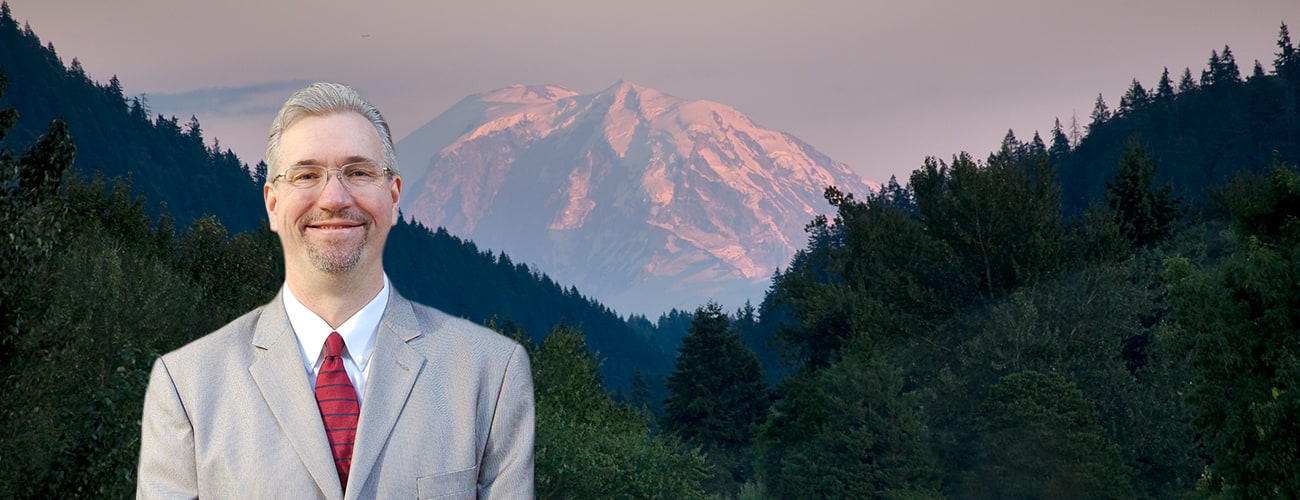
[1105,138,1185,248]
[660,302,769,494]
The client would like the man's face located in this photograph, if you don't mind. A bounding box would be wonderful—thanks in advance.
[264,112,401,277]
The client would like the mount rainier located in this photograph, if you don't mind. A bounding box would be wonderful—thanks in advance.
[395,81,877,317]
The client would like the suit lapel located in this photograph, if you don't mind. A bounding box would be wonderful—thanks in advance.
[346,292,426,499]
[248,293,343,500]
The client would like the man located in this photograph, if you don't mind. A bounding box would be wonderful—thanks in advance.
[137,82,534,499]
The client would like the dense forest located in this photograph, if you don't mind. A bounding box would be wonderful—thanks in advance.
[3,1,1300,497]
[670,21,1300,498]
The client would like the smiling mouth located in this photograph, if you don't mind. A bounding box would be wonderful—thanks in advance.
[305,221,366,236]
[301,209,369,234]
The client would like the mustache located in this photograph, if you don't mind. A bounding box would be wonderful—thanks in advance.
[301,208,370,226]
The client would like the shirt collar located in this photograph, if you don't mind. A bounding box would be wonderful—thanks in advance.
[282,275,390,373]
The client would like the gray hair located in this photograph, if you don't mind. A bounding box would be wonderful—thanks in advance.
[265,82,398,184]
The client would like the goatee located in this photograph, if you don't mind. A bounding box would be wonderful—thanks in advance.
[301,209,369,273]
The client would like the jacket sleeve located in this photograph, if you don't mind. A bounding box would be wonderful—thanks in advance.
[477,343,536,499]
[137,356,199,499]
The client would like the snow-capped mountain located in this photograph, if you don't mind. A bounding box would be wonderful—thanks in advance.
[395,81,877,317]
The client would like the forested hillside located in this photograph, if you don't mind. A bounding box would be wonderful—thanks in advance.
[4,1,1299,496]
[1054,33,1300,213]
[647,23,1300,498]
[0,5,264,232]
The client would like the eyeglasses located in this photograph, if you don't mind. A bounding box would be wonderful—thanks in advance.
[270,162,394,190]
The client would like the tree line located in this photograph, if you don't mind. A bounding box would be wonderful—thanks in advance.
[3,1,1299,496]
[645,22,1300,498]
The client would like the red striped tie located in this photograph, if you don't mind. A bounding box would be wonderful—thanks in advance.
[316,331,360,490]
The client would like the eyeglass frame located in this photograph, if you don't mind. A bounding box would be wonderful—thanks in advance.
[269,161,396,191]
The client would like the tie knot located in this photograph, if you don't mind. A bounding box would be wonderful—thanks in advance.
[325,331,345,358]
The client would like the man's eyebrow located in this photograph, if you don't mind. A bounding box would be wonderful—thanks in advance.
[290,156,376,167]
[342,155,377,165]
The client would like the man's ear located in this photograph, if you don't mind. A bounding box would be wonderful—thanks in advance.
[389,175,402,227]
[264,183,281,232]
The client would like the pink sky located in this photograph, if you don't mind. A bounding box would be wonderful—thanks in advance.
[7,0,1297,186]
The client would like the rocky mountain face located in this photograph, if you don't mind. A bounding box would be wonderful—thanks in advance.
[395,81,876,316]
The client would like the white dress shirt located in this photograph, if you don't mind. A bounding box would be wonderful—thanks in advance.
[282,276,390,406]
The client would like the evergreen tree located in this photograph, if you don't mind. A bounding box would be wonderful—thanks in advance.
[1089,93,1111,133]
[661,302,769,494]
[1049,118,1071,164]
[106,74,123,102]
[1155,67,1175,100]
[1028,131,1046,156]
[1105,138,1184,247]
[1177,67,1198,93]
[1202,47,1242,86]
[1201,50,1222,86]
[878,174,915,212]
[628,369,652,413]
[67,57,86,80]
[1218,45,1242,84]
[999,129,1021,158]
[757,342,940,498]
[1275,22,1300,77]
[1119,78,1150,114]
[253,160,268,186]
[534,326,711,499]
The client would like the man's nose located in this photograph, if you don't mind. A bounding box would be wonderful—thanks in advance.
[314,170,355,208]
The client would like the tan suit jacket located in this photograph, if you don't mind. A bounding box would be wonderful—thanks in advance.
[137,290,534,499]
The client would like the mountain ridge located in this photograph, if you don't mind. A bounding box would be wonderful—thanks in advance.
[396,80,876,315]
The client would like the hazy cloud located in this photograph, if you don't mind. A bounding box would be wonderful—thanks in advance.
[144,79,312,118]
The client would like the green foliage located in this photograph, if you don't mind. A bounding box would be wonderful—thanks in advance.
[911,150,1064,301]
[661,302,769,494]
[959,371,1134,499]
[0,71,281,495]
[928,257,1199,497]
[776,185,958,369]
[1166,163,1300,498]
[756,341,940,498]
[1068,202,1131,262]
[742,23,1300,500]
[1106,138,1185,248]
[532,325,711,499]
[0,174,278,497]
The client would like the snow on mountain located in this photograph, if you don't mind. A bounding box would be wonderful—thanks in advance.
[395,81,877,317]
